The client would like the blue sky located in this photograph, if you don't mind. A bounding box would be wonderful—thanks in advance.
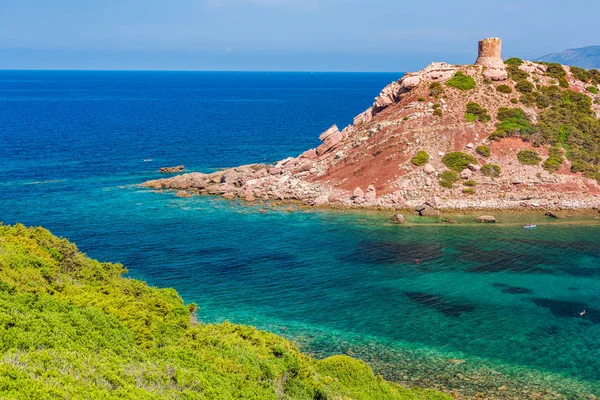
[0,0,598,71]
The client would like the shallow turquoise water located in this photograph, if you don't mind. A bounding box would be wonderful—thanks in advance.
[1,71,599,397]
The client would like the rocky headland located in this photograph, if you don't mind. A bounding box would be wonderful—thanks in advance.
[143,38,600,212]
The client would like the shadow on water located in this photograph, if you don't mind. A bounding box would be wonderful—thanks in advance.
[493,283,534,294]
[532,298,600,324]
[340,241,443,265]
[457,245,555,274]
[404,291,476,317]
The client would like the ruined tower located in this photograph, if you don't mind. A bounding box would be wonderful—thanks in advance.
[475,38,504,69]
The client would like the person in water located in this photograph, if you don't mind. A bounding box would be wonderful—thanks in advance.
[580,310,586,317]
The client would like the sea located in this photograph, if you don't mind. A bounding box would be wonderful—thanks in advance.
[1,70,599,398]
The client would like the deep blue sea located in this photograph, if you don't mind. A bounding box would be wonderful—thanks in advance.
[1,70,600,397]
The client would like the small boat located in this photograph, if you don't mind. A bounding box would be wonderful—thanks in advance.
[522,224,536,229]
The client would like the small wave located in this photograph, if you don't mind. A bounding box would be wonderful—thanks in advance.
[25,179,63,185]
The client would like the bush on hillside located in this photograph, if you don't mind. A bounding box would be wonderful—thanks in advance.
[587,86,599,95]
[465,102,491,122]
[542,146,564,172]
[507,64,529,81]
[481,163,501,177]
[429,81,444,97]
[462,187,476,194]
[496,84,512,94]
[570,66,591,83]
[439,170,460,188]
[517,149,542,165]
[504,58,524,66]
[446,71,476,90]
[463,179,477,187]
[442,152,478,171]
[488,107,535,141]
[476,145,490,157]
[411,150,430,166]
[515,80,534,93]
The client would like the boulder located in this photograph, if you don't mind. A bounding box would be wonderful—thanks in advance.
[319,125,340,141]
[365,185,377,202]
[160,165,184,173]
[400,75,421,90]
[353,107,374,125]
[544,211,564,219]
[300,148,317,160]
[417,205,440,217]
[175,190,192,198]
[316,130,344,156]
[424,164,436,175]
[390,214,406,224]
[352,187,365,199]
[460,168,472,179]
[476,215,496,223]
[483,68,508,81]
[467,163,481,172]
[313,195,329,206]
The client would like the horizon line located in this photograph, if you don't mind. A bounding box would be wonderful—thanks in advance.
[0,68,407,74]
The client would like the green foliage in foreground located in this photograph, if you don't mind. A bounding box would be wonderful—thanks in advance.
[411,150,430,166]
[0,224,450,400]
[517,150,542,165]
[587,86,599,95]
[488,107,535,141]
[446,71,475,91]
[543,146,565,173]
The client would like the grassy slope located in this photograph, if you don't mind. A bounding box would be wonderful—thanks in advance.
[0,223,450,400]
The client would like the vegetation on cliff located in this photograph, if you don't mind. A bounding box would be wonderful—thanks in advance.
[445,71,475,90]
[0,223,449,400]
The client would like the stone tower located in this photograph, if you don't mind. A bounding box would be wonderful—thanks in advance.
[475,38,504,69]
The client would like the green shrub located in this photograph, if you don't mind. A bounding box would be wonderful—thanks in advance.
[462,187,476,194]
[418,96,426,102]
[411,150,430,166]
[558,77,569,88]
[515,80,534,93]
[496,84,512,93]
[570,66,591,83]
[507,64,529,81]
[483,78,492,85]
[481,163,501,177]
[465,102,491,122]
[429,81,444,97]
[587,86,599,95]
[542,146,564,172]
[591,69,600,85]
[489,107,535,141]
[505,58,524,66]
[442,152,478,171]
[511,98,518,104]
[446,71,476,90]
[432,103,441,109]
[463,179,477,187]
[433,108,443,117]
[0,224,453,400]
[439,170,460,188]
[517,149,542,165]
[476,145,490,157]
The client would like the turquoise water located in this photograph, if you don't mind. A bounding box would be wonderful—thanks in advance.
[1,71,599,397]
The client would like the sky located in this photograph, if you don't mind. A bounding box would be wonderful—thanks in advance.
[0,0,598,72]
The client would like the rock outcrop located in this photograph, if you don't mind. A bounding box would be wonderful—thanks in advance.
[143,38,600,211]
[160,165,184,173]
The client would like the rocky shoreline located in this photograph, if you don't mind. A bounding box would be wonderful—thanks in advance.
[143,37,600,212]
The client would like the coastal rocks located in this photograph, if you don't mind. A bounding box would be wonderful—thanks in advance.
[400,75,421,90]
[353,187,365,200]
[175,190,192,198]
[390,214,406,224]
[476,215,496,223]
[374,81,402,108]
[544,211,564,219]
[353,107,373,126]
[417,205,440,217]
[316,130,344,156]
[365,185,377,202]
[160,165,184,173]
[313,195,329,206]
[300,148,317,160]
[319,125,339,141]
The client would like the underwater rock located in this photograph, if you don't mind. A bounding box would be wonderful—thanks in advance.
[160,165,184,173]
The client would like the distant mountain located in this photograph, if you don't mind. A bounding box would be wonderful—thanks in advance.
[537,46,600,69]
